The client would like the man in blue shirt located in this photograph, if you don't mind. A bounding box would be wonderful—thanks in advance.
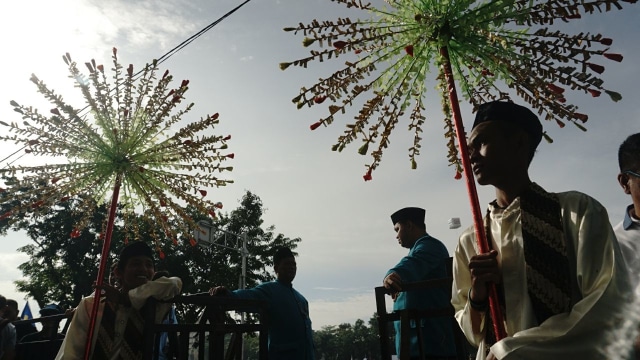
[210,247,314,360]
[383,207,457,360]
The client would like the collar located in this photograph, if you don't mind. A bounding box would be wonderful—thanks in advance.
[275,278,293,288]
[623,204,640,230]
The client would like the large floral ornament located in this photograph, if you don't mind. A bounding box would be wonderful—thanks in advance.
[281,0,633,179]
[0,48,234,254]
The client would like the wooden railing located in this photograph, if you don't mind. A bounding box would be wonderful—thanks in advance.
[374,257,473,360]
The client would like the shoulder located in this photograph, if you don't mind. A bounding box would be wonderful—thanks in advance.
[556,190,609,218]
[415,235,447,250]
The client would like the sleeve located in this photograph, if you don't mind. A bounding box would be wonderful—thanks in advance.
[232,283,271,301]
[55,298,94,360]
[387,238,448,282]
[451,228,487,348]
[492,194,632,360]
[4,324,16,349]
[128,276,182,324]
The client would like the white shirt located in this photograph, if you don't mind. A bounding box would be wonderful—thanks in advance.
[452,190,630,360]
[55,276,182,360]
[614,204,640,287]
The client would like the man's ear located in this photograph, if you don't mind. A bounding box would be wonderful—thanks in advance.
[618,173,631,195]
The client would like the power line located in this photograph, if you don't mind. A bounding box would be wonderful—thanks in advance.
[0,0,254,168]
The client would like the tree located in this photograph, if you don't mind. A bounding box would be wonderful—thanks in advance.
[5,190,300,320]
[313,314,382,360]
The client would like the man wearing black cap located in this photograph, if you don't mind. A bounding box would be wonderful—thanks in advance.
[451,101,630,360]
[383,207,457,360]
[209,246,314,360]
[56,241,182,359]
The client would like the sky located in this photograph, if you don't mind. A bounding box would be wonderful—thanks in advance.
[0,0,638,329]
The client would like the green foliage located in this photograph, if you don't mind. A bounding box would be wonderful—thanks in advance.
[0,49,234,253]
[283,0,633,178]
[241,313,383,360]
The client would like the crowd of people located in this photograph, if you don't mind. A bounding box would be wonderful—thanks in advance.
[0,100,639,360]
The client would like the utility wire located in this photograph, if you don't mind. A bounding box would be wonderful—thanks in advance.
[0,0,253,168]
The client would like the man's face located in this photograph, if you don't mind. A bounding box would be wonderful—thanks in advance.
[275,257,297,284]
[468,121,519,186]
[394,221,414,249]
[117,255,155,290]
[619,169,640,218]
[5,304,19,321]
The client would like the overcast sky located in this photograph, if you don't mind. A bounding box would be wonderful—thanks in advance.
[0,0,638,328]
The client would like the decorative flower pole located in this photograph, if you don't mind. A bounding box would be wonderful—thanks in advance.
[0,48,234,358]
[281,0,634,341]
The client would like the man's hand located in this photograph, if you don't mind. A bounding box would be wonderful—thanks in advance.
[468,250,501,304]
[94,283,130,306]
[209,286,231,296]
[383,272,403,300]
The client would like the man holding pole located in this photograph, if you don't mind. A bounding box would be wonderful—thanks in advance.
[451,101,630,360]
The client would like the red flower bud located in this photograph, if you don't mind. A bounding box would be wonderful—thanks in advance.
[333,41,348,49]
[0,211,11,221]
[214,202,223,209]
[600,38,613,46]
[163,70,169,79]
[603,53,623,62]
[97,64,104,72]
[454,171,462,180]
[556,119,565,128]
[172,238,178,246]
[481,69,494,76]
[226,153,235,159]
[556,97,566,103]
[61,196,70,202]
[159,250,165,260]
[160,199,167,207]
[189,238,197,247]
[183,140,193,146]
[181,79,190,87]
[223,135,231,141]
[28,139,39,146]
[161,215,168,222]
[310,121,322,131]
[70,229,81,238]
[404,45,414,57]
[314,95,327,104]
[31,200,44,208]
[208,209,217,218]
[51,108,61,116]
[51,177,60,184]
[127,64,133,77]
[363,169,373,182]
[547,83,565,94]
[354,49,362,54]
[574,113,588,122]
[588,89,601,97]
[199,189,207,197]
[24,149,32,153]
[587,63,605,74]
[211,113,219,120]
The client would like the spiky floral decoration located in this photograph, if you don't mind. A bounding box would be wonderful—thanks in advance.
[281,0,633,180]
[0,48,234,256]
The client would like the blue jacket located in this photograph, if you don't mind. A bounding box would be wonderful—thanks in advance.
[233,280,314,360]
[386,234,456,357]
